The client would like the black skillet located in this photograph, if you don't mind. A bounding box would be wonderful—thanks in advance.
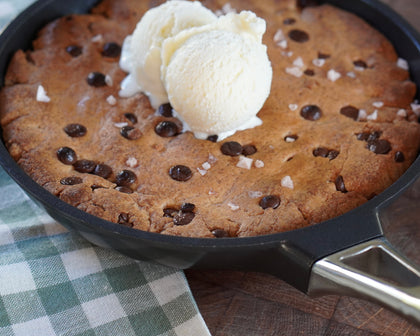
[0,0,419,325]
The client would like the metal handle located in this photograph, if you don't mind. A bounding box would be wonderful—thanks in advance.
[308,237,420,326]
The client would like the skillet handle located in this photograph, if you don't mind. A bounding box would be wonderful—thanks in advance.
[308,237,420,326]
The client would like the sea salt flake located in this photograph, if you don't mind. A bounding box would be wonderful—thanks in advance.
[285,136,296,143]
[208,189,216,195]
[287,51,294,57]
[36,85,50,103]
[411,103,420,116]
[288,104,298,111]
[202,162,211,170]
[357,109,367,121]
[397,109,407,117]
[197,168,207,176]
[114,122,128,128]
[281,176,294,189]
[286,66,303,78]
[248,191,263,199]
[208,154,218,164]
[105,75,113,87]
[354,66,366,72]
[227,202,239,211]
[274,29,285,43]
[126,157,138,168]
[78,96,90,107]
[347,71,356,78]
[293,57,304,68]
[327,69,341,82]
[277,40,288,49]
[107,95,117,105]
[397,58,409,70]
[367,110,378,121]
[254,160,265,168]
[372,101,384,108]
[91,34,103,43]
[237,156,253,170]
[312,58,325,67]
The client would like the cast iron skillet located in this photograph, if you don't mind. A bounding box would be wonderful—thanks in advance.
[0,0,419,325]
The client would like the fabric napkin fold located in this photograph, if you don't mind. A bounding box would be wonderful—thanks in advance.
[0,3,211,335]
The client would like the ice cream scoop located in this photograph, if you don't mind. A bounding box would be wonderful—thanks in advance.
[119,0,217,107]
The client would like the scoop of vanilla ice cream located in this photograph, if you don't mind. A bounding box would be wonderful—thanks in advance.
[119,0,217,107]
[161,11,272,140]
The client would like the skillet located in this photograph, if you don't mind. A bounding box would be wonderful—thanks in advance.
[0,0,419,325]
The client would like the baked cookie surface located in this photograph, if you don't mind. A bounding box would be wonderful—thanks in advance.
[1,0,419,238]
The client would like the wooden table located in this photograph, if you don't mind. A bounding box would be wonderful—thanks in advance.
[186,1,420,335]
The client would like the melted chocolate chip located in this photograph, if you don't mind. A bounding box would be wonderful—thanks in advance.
[367,139,391,155]
[297,0,319,9]
[304,69,315,76]
[335,175,348,193]
[57,147,77,165]
[169,165,193,182]
[288,29,309,43]
[394,151,405,162]
[212,229,230,238]
[207,135,218,143]
[313,147,329,158]
[158,103,173,117]
[356,132,370,141]
[328,150,340,160]
[116,170,137,186]
[87,72,107,87]
[163,207,178,217]
[318,52,330,59]
[115,186,133,194]
[73,159,96,173]
[367,132,382,142]
[300,105,322,121]
[66,45,82,57]
[283,18,296,25]
[64,123,87,137]
[60,176,83,185]
[259,195,281,210]
[93,164,112,179]
[121,126,142,140]
[181,203,195,212]
[102,42,121,58]
[155,121,179,137]
[353,60,368,68]
[340,106,359,120]
[221,141,243,156]
[242,145,257,156]
[124,113,138,124]
[118,213,133,227]
[173,211,195,226]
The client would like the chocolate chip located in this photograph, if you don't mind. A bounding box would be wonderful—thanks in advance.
[124,113,138,124]
[288,29,309,43]
[118,213,133,227]
[93,164,112,179]
[212,229,230,238]
[353,60,367,68]
[102,42,121,58]
[283,18,296,25]
[318,52,330,59]
[340,106,359,120]
[163,207,178,217]
[173,211,195,226]
[242,145,257,156]
[367,139,391,154]
[60,176,83,185]
[181,203,195,212]
[64,123,87,137]
[394,151,405,162]
[73,159,96,173]
[356,132,370,141]
[116,170,137,186]
[313,147,329,158]
[121,126,142,140]
[259,195,281,209]
[87,72,106,87]
[297,0,319,9]
[155,121,179,137]
[66,45,82,57]
[115,186,133,194]
[300,105,322,121]
[328,150,340,160]
[367,132,382,142]
[207,135,218,143]
[221,141,243,156]
[158,103,173,117]
[169,165,193,182]
[304,69,315,76]
[335,175,348,193]
[57,147,77,165]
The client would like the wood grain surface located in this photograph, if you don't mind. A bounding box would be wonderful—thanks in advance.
[186,1,420,335]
